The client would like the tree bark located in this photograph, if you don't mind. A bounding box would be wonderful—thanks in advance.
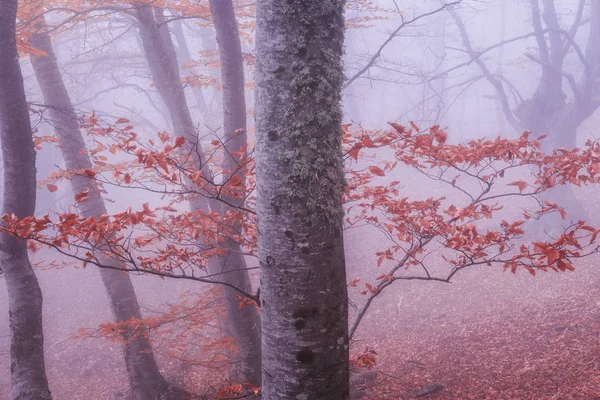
[135,4,261,386]
[171,20,208,117]
[0,2,53,399]
[255,1,350,398]
[208,0,262,387]
[29,23,190,400]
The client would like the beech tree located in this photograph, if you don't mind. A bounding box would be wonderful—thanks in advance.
[255,1,350,398]
[207,0,262,385]
[5,1,600,398]
[28,17,191,400]
[0,1,52,398]
[437,0,600,229]
[134,2,261,385]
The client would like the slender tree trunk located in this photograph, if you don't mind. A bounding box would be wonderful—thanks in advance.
[135,4,261,386]
[35,140,57,217]
[207,0,262,387]
[422,3,446,125]
[0,2,52,399]
[494,0,507,134]
[255,1,350,398]
[171,20,208,116]
[29,23,190,400]
[198,23,224,125]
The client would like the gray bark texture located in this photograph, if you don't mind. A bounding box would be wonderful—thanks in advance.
[208,0,262,386]
[29,23,190,400]
[0,2,53,399]
[255,1,350,398]
[135,4,261,386]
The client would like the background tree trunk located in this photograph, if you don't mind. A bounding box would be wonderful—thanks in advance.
[0,2,52,399]
[135,4,261,386]
[255,1,350,398]
[29,24,190,400]
[171,20,208,118]
[208,0,262,387]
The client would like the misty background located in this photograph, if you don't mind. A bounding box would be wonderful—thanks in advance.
[2,0,600,398]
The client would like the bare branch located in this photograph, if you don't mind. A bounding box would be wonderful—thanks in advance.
[530,0,551,65]
[440,1,522,132]
[541,0,565,68]
[563,0,586,54]
[343,1,461,90]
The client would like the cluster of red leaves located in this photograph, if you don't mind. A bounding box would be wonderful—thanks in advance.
[342,123,600,317]
[4,115,600,399]
[5,117,600,302]
[76,288,240,373]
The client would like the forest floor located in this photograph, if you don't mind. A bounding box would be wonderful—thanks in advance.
[1,180,600,399]
[353,259,600,400]
[1,251,598,399]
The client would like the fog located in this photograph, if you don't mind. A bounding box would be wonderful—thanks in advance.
[1,1,600,399]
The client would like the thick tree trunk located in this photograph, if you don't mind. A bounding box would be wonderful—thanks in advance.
[29,25,190,400]
[135,4,261,386]
[0,2,53,399]
[255,1,350,398]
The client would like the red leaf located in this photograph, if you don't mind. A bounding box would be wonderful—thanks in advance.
[434,130,448,144]
[75,188,90,203]
[558,208,567,219]
[174,137,185,148]
[368,166,385,177]
[229,175,243,187]
[347,278,361,287]
[547,249,560,266]
[533,242,549,253]
[361,135,374,148]
[388,122,405,134]
[365,283,377,294]
[556,259,574,271]
[591,230,600,245]
[115,117,129,124]
[349,147,361,161]
[47,184,58,193]
[508,180,528,193]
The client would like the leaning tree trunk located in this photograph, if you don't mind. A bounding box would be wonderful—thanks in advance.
[255,1,350,398]
[0,2,53,399]
[29,23,190,400]
[171,20,208,117]
[135,4,261,386]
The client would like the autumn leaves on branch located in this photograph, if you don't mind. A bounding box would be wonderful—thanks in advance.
[4,115,600,315]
